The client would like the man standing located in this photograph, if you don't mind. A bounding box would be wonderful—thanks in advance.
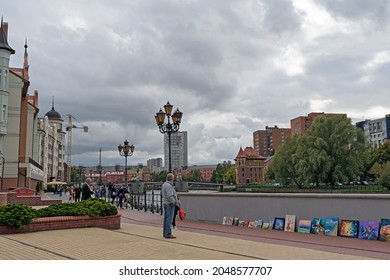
[81,178,94,201]
[161,173,179,239]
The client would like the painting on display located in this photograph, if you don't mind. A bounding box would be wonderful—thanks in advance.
[379,219,390,242]
[273,217,285,231]
[324,217,339,236]
[358,221,380,240]
[257,219,263,228]
[284,215,296,232]
[248,221,256,228]
[310,218,326,235]
[225,217,234,226]
[262,222,270,229]
[297,220,312,234]
[339,220,359,238]
[233,217,239,226]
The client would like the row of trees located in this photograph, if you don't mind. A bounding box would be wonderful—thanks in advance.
[150,161,236,184]
[268,115,390,188]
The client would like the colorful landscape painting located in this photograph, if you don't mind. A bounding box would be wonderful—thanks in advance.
[379,219,390,242]
[297,220,311,234]
[311,218,326,235]
[284,215,296,232]
[324,217,339,236]
[273,217,285,231]
[339,220,359,238]
[262,222,270,229]
[358,221,380,240]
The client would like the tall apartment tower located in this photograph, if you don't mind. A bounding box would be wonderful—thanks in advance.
[147,157,163,173]
[164,131,188,172]
[290,112,347,135]
[356,114,390,148]
[253,125,291,157]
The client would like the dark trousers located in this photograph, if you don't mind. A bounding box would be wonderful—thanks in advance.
[172,205,180,227]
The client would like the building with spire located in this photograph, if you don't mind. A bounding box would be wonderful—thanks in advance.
[38,100,66,185]
[0,18,48,190]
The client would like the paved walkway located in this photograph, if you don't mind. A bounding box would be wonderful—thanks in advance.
[0,206,389,260]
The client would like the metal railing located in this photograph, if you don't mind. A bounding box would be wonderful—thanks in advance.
[128,190,163,215]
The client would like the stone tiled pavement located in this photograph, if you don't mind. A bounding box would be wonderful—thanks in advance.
[1,207,389,260]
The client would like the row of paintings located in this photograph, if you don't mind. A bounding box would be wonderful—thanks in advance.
[222,215,390,242]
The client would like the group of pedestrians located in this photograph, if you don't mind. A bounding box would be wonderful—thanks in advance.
[108,183,130,208]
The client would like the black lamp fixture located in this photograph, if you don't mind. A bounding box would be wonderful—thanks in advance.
[155,101,183,173]
[118,140,135,187]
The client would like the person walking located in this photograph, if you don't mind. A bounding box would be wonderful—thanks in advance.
[74,185,81,202]
[81,178,94,201]
[161,173,180,239]
[68,185,75,202]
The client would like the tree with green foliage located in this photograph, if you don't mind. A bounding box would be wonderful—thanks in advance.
[267,134,303,186]
[151,170,168,182]
[270,115,367,187]
[223,165,236,184]
[373,141,390,164]
[186,170,203,181]
[211,161,233,183]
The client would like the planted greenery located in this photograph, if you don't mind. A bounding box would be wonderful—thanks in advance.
[0,199,118,229]
[0,204,36,229]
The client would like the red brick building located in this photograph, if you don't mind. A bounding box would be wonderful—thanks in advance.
[235,147,267,185]
[290,112,347,135]
[253,125,291,157]
[179,165,216,182]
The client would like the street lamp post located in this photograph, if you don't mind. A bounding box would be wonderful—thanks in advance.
[118,140,135,188]
[155,101,183,173]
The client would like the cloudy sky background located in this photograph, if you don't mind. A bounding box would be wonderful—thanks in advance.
[3,0,390,167]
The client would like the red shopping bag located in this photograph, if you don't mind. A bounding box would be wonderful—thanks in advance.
[179,207,186,221]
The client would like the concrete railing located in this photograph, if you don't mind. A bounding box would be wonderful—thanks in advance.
[178,192,390,224]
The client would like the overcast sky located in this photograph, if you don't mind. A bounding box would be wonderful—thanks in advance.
[3,0,390,168]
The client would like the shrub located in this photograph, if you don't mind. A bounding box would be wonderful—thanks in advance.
[0,204,37,229]
[35,199,117,218]
[1,199,118,229]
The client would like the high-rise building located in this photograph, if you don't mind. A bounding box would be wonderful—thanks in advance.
[356,114,390,148]
[253,125,291,157]
[147,158,163,173]
[164,131,188,172]
[290,112,347,135]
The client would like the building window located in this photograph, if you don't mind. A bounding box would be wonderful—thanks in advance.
[4,70,7,91]
[2,105,6,122]
[0,69,2,90]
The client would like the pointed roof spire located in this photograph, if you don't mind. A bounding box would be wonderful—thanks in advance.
[23,37,30,80]
[0,17,15,54]
[45,96,62,121]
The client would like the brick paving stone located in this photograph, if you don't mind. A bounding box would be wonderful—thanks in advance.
[0,207,388,260]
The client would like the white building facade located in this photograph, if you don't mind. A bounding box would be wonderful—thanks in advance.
[164,131,188,172]
[356,114,390,148]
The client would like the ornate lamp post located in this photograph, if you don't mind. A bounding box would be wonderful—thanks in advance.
[118,140,135,187]
[155,101,183,173]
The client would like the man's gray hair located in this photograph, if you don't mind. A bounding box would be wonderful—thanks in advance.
[86,178,92,183]
[166,173,174,181]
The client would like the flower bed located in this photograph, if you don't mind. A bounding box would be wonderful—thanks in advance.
[0,213,121,234]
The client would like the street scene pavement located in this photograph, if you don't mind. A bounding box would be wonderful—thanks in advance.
[0,193,389,260]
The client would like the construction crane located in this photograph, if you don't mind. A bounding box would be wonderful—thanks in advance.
[66,114,88,182]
